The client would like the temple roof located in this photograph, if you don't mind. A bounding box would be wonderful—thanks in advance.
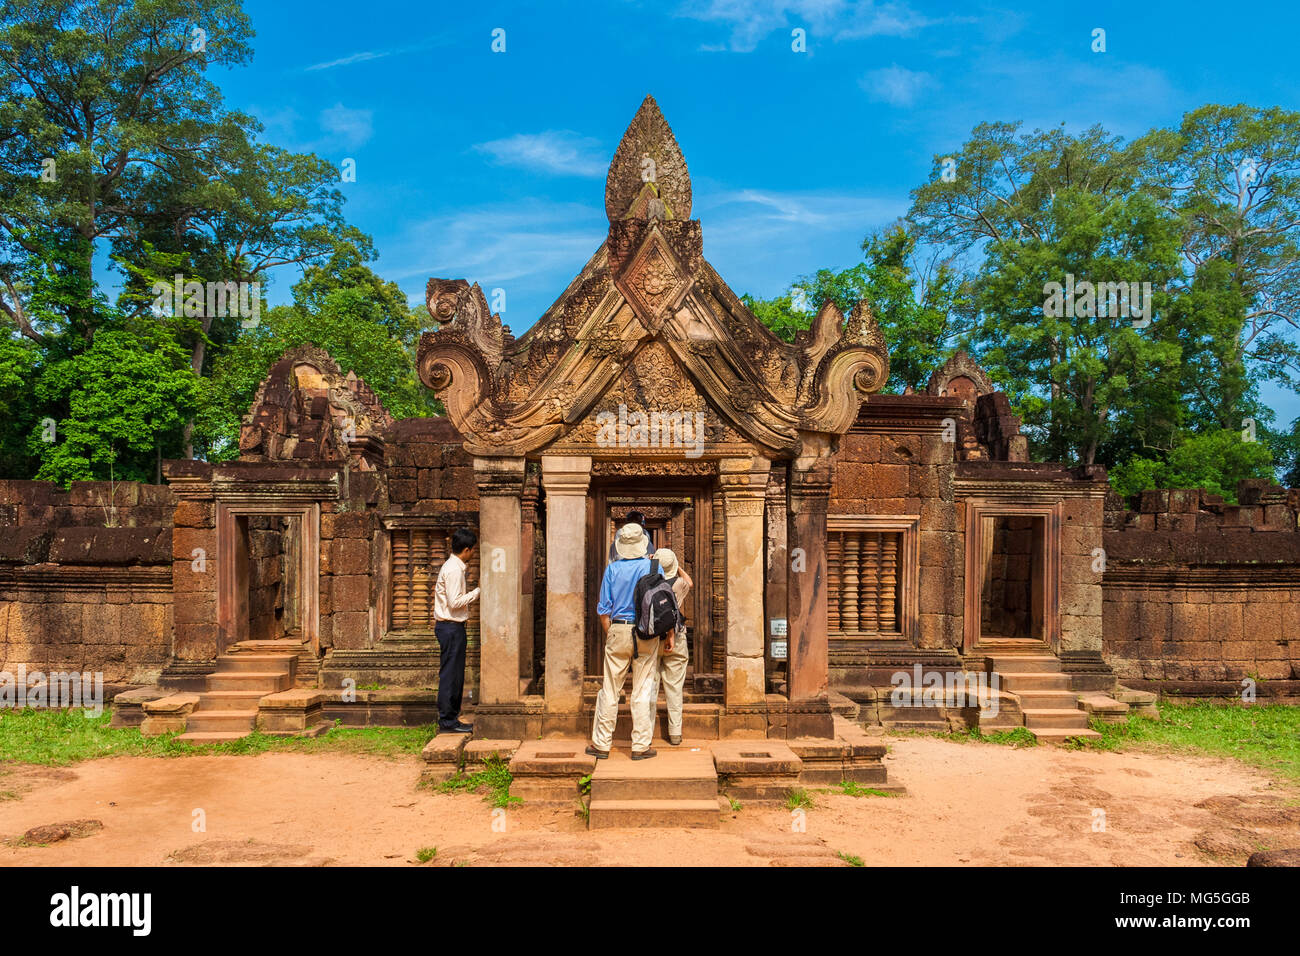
[417,96,890,460]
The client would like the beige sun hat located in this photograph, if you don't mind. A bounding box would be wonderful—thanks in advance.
[653,547,679,578]
[614,522,650,559]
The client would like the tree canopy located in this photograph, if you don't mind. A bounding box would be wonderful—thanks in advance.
[0,0,435,484]
[747,106,1300,501]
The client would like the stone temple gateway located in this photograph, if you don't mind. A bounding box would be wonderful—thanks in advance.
[6,99,1299,800]
[407,97,1113,747]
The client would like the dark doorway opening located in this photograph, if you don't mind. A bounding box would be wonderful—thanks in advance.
[979,515,1046,642]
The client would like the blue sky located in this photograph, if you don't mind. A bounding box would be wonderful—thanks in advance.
[212,0,1300,413]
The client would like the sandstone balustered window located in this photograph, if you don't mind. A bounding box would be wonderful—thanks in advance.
[826,516,919,642]
[388,526,480,630]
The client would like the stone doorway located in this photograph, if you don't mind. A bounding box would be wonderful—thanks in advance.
[584,480,718,694]
[216,501,321,658]
[962,501,1061,653]
[237,514,303,644]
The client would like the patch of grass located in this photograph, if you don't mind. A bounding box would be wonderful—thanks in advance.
[357,683,388,691]
[892,725,1039,748]
[1083,701,1300,781]
[837,850,864,867]
[575,799,590,823]
[785,787,816,811]
[438,756,521,809]
[0,790,18,801]
[577,773,592,796]
[0,708,438,766]
[727,796,742,812]
[415,846,437,864]
[836,780,899,798]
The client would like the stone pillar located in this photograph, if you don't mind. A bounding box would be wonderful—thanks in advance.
[787,449,835,737]
[519,469,540,685]
[719,456,772,732]
[473,457,526,708]
[540,455,592,733]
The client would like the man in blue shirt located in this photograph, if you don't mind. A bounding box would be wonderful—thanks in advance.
[587,522,660,760]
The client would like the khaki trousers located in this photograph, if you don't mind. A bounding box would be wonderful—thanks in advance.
[658,628,689,737]
[591,623,661,753]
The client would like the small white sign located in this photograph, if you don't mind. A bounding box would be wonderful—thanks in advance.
[770,639,788,660]
[770,618,788,637]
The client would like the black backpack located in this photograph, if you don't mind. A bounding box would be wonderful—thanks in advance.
[631,559,680,657]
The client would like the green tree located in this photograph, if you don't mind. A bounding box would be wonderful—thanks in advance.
[744,222,967,392]
[1109,429,1274,502]
[0,0,254,341]
[1134,104,1300,429]
[196,256,438,460]
[32,322,200,484]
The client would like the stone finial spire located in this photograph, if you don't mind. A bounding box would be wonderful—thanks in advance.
[605,95,693,223]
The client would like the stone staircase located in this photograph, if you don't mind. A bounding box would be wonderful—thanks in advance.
[176,641,298,743]
[587,748,721,829]
[986,650,1100,742]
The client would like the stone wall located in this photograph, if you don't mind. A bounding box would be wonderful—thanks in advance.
[0,480,174,685]
[830,398,965,653]
[1102,480,1300,698]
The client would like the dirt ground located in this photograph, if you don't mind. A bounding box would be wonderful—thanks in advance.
[1,736,1296,866]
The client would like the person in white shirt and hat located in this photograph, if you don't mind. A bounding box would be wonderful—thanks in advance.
[587,522,661,760]
[651,547,692,746]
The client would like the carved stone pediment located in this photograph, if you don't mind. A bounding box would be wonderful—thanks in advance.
[240,344,392,467]
[614,225,693,333]
[926,349,993,402]
[417,96,890,460]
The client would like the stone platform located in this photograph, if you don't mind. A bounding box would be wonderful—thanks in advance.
[419,713,902,828]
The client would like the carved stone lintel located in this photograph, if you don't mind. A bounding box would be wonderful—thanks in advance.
[591,460,718,477]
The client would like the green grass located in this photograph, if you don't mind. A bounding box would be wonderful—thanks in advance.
[892,725,1040,748]
[727,796,742,812]
[415,846,437,864]
[785,787,816,811]
[834,780,899,798]
[0,708,437,766]
[1083,701,1300,781]
[436,756,521,809]
[837,850,864,867]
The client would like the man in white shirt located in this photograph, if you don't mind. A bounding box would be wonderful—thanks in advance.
[434,528,480,733]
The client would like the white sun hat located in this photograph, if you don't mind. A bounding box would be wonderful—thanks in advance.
[614,522,650,559]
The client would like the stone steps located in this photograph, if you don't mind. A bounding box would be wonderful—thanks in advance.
[206,671,293,692]
[177,645,298,744]
[184,709,260,734]
[587,749,720,829]
[587,799,722,829]
[993,671,1072,691]
[988,652,1101,743]
[1021,707,1092,730]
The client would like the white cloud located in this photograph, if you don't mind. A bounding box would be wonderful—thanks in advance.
[677,0,940,52]
[302,37,450,72]
[860,64,932,107]
[472,131,608,177]
[319,103,374,149]
[698,188,907,297]
[388,199,605,294]
[306,50,390,72]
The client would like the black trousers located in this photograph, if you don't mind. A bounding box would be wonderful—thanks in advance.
[434,620,467,728]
